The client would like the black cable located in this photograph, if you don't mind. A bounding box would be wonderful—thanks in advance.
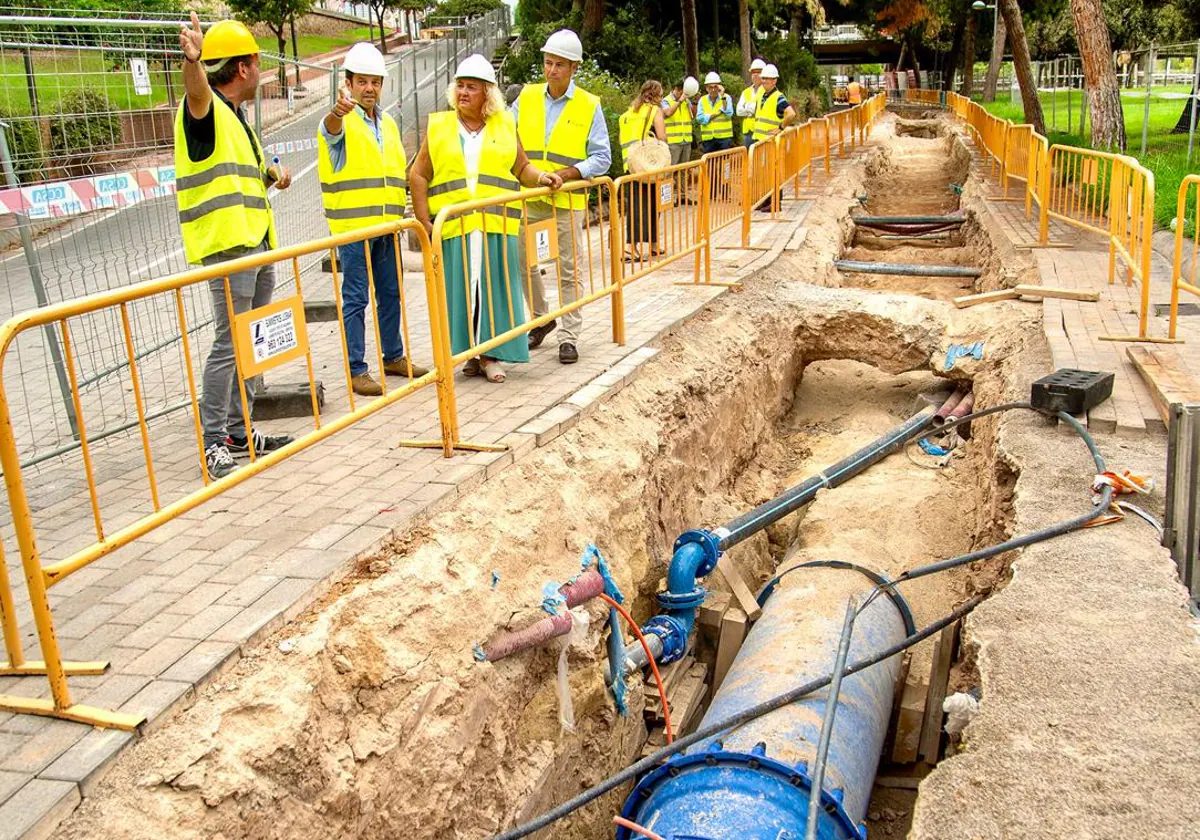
[486,595,985,840]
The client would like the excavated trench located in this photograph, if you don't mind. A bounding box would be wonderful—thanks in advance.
[57,116,1043,840]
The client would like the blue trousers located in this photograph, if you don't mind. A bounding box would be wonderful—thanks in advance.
[701,138,734,155]
[338,235,404,376]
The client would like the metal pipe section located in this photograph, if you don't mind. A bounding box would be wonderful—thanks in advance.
[482,570,605,662]
[834,260,982,278]
[718,409,935,552]
[616,567,907,840]
[932,387,968,425]
[851,214,966,225]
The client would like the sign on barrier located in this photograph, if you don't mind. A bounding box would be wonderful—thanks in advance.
[234,295,308,377]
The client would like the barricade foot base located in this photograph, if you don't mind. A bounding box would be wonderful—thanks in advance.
[0,659,108,677]
[0,695,144,729]
[1098,335,1185,344]
[396,439,510,454]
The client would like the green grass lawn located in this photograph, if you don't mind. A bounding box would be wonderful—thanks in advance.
[255,26,378,62]
[978,88,1199,227]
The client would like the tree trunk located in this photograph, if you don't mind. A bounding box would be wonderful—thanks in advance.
[275,29,288,93]
[582,0,604,37]
[1067,0,1126,150]
[982,10,1006,101]
[789,6,802,45]
[738,0,751,77]
[943,12,966,91]
[289,15,303,88]
[959,14,976,96]
[682,0,699,79]
[998,0,1046,135]
[376,6,389,54]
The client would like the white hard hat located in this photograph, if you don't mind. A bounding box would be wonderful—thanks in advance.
[750,58,766,72]
[541,29,583,62]
[456,53,497,85]
[343,42,386,77]
[761,63,780,79]
[682,76,700,97]
[704,71,722,85]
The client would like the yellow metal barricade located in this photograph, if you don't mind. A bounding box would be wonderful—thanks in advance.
[1003,124,1032,198]
[703,145,749,248]
[1169,175,1200,339]
[611,163,713,287]
[747,139,778,218]
[0,219,448,728]
[811,117,832,175]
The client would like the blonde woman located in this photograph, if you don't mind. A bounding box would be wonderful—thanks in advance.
[410,55,562,383]
[617,81,667,262]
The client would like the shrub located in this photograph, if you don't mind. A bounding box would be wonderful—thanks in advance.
[0,109,46,183]
[426,0,504,26]
[49,91,122,175]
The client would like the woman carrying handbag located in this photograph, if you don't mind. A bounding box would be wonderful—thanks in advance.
[617,81,669,264]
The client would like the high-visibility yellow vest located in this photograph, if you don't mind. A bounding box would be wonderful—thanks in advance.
[738,85,761,136]
[618,103,655,172]
[174,96,276,265]
[753,89,786,142]
[663,93,693,144]
[848,81,862,105]
[516,82,598,211]
[698,94,733,141]
[426,110,521,238]
[317,108,408,235]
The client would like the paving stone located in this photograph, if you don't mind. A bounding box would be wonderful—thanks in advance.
[40,728,135,797]
[119,611,190,650]
[158,641,240,686]
[165,583,231,617]
[169,605,242,640]
[0,778,79,840]
[122,638,198,677]
[118,680,193,735]
[208,578,320,648]
[109,591,179,626]
[0,769,27,805]
[215,574,282,609]
[0,721,88,775]
[77,674,152,710]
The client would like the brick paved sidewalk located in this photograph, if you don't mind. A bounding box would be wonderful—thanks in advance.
[0,171,824,838]
[971,150,1189,437]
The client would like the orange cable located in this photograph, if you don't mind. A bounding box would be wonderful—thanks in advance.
[613,815,667,840]
[598,593,674,745]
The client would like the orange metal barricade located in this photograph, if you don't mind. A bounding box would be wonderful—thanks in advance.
[747,138,778,217]
[611,163,711,286]
[0,219,447,728]
[1169,175,1200,339]
[703,145,750,248]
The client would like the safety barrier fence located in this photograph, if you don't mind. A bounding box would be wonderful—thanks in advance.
[0,95,889,728]
[943,92,1157,340]
[1169,175,1200,339]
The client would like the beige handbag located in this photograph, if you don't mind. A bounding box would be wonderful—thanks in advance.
[626,108,671,174]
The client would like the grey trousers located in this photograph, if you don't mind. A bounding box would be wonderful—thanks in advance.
[200,239,276,447]
[669,143,691,165]
[516,201,584,345]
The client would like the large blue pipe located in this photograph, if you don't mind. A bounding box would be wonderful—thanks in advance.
[616,567,907,840]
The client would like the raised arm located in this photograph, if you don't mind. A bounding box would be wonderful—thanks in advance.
[179,12,211,121]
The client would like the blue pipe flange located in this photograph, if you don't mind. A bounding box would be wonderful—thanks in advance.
[657,586,707,612]
[673,529,722,577]
[616,742,866,840]
[642,614,689,664]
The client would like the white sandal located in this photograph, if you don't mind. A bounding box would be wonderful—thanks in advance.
[479,357,506,383]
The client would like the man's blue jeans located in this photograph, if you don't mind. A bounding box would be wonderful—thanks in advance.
[338,234,404,376]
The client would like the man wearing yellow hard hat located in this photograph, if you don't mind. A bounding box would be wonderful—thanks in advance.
[175,13,293,480]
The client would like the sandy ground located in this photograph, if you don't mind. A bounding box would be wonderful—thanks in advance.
[53,115,1200,840]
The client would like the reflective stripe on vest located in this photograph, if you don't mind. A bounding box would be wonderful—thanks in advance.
[174,97,275,265]
[426,110,521,238]
[617,104,655,172]
[698,94,733,141]
[739,85,760,135]
[753,89,785,142]
[317,109,408,236]
[515,82,598,210]
[664,94,693,144]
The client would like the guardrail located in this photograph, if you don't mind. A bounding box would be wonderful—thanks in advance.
[1169,175,1200,339]
[0,94,889,728]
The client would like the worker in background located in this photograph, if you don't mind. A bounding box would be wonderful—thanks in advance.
[848,74,863,105]
[318,42,429,397]
[175,13,294,481]
[513,29,611,365]
[736,58,766,147]
[662,77,698,166]
[753,64,796,212]
[696,71,734,155]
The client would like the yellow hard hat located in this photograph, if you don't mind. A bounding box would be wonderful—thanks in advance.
[200,20,260,62]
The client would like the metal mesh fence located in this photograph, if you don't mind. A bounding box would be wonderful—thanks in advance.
[0,7,510,469]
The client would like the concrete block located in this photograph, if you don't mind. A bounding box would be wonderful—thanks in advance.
[159,640,240,686]
[40,728,135,797]
[0,779,80,840]
[119,680,194,734]
[303,299,339,322]
[254,380,326,420]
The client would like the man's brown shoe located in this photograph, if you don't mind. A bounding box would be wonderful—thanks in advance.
[383,357,430,378]
[351,373,384,396]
